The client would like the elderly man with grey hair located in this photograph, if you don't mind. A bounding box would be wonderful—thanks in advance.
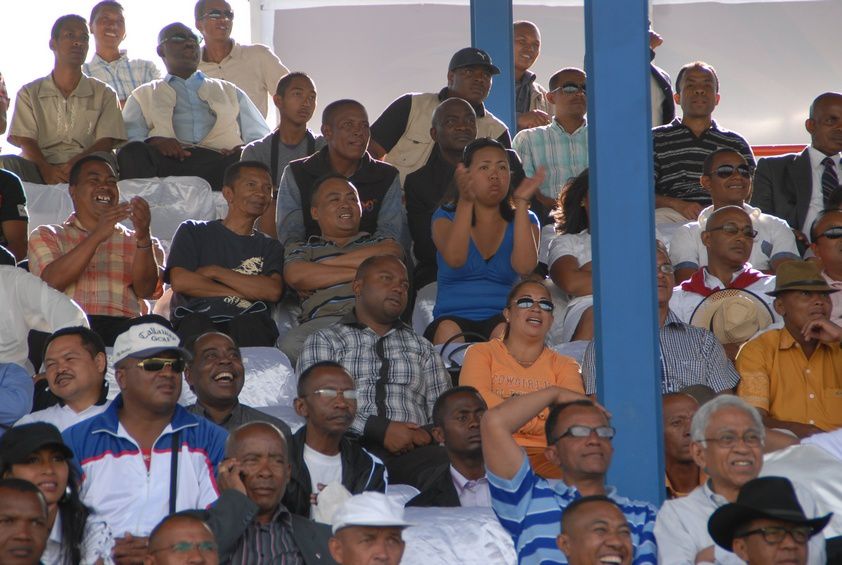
[654,395,827,564]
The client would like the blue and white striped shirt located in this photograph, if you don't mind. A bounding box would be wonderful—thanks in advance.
[488,456,658,565]
[83,52,160,101]
[512,119,588,200]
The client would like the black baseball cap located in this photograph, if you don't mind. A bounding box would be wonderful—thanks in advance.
[0,423,74,465]
[448,47,501,75]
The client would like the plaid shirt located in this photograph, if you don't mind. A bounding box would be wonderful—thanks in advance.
[28,214,164,317]
[582,310,739,395]
[512,119,588,200]
[296,309,451,445]
[83,52,160,102]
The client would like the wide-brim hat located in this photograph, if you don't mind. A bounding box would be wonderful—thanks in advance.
[690,289,774,345]
[448,47,501,75]
[767,260,836,296]
[708,476,832,552]
[0,422,74,465]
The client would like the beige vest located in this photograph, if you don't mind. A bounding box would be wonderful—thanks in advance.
[130,77,244,150]
[386,92,509,184]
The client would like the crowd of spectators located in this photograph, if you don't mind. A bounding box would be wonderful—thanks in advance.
[2,2,842,565]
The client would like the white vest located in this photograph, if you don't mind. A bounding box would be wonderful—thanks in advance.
[386,92,508,183]
[130,76,244,150]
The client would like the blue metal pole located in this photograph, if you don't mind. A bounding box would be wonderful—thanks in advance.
[584,0,664,506]
[469,0,516,133]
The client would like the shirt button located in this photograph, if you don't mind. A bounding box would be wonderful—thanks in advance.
[805,368,811,374]
[810,420,816,425]
[809,393,816,399]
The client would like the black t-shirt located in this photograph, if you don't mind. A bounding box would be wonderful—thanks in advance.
[0,169,28,249]
[370,87,512,152]
[165,220,284,319]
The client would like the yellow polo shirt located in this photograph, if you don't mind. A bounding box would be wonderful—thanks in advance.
[736,328,842,431]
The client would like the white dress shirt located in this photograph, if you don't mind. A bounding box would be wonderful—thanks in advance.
[450,465,491,508]
[803,146,841,238]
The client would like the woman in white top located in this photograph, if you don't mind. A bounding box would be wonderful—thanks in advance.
[0,423,113,565]
[548,169,594,342]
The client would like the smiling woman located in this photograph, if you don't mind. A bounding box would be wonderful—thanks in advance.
[459,279,585,478]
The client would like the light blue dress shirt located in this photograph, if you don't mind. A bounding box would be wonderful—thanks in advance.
[123,71,269,146]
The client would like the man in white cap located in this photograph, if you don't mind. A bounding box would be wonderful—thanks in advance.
[329,492,409,565]
[62,320,228,564]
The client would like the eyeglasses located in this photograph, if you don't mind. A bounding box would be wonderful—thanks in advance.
[657,263,674,275]
[202,9,234,20]
[736,526,811,545]
[159,33,203,46]
[136,358,185,372]
[514,297,554,312]
[703,431,763,448]
[706,222,758,239]
[552,82,586,95]
[816,226,842,240]
[712,164,751,179]
[551,425,615,444]
[307,388,358,401]
[150,541,218,554]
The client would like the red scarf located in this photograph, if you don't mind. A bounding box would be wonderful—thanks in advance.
[680,267,766,297]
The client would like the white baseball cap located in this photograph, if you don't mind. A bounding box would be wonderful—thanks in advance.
[112,323,189,367]
[331,492,411,534]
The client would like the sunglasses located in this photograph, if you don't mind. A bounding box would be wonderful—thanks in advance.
[551,425,616,444]
[202,9,234,20]
[707,222,758,239]
[552,82,586,95]
[159,34,203,46]
[136,358,185,372]
[712,164,751,179]
[514,297,554,312]
[817,226,842,240]
[308,388,358,401]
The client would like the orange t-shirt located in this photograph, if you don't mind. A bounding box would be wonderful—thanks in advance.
[460,339,585,448]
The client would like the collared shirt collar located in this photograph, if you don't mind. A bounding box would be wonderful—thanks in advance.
[551,117,587,136]
[196,401,241,426]
[450,465,488,493]
[263,502,295,526]
[701,479,730,507]
[516,70,537,87]
[304,231,371,248]
[697,202,762,229]
[776,325,835,353]
[89,50,129,65]
[164,70,206,85]
[822,270,842,288]
[339,308,410,333]
[438,86,487,118]
[39,73,95,100]
[702,265,749,288]
[808,145,841,169]
[664,309,685,328]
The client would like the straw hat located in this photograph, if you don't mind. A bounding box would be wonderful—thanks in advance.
[690,289,774,345]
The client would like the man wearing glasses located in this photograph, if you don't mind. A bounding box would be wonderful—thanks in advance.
[709,477,830,565]
[582,242,739,395]
[736,259,842,436]
[283,361,386,519]
[512,67,588,215]
[145,513,220,565]
[119,22,269,191]
[811,209,842,324]
[195,0,288,120]
[670,148,799,284]
[655,395,828,564]
[481,387,657,564]
[62,321,228,562]
[669,205,777,324]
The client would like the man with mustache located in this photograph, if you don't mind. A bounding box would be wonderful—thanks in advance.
[283,361,386,518]
[1,14,125,184]
[737,260,842,436]
[653,61,754,224]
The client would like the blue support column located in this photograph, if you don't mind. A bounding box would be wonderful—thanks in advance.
[470,0,516,132]
[584,1,664,505]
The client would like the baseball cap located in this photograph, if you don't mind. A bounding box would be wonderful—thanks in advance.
[0,423,74,464]
[112,322,189,367]
[448,47,501,75]
[331,492,411,534]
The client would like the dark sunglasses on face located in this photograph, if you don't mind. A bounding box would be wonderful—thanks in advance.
[707,222,758,239]
[203,9,234,20]
[514,297,555,312]
[817,226,842,240]
[712,164,751,179]
[136,358,185,372]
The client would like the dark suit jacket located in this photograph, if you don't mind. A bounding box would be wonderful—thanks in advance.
[406,465,461,508]
[750,148,812,234]
[650,64,675,126]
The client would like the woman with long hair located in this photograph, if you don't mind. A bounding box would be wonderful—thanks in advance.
[548,168,594,341]
[460,279,584,478]
[426,137,544,344]
[0,422,113,565]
